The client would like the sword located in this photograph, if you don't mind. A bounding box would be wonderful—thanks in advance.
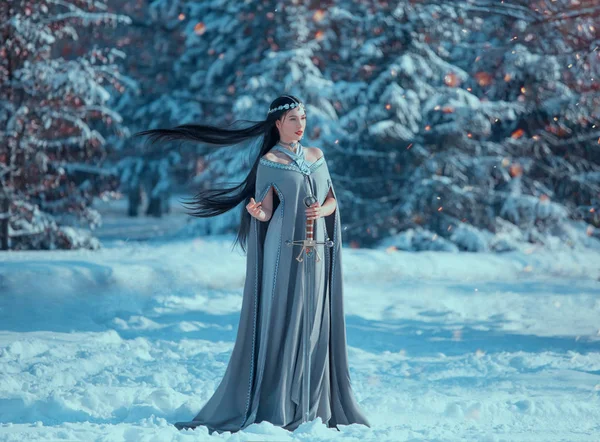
[285,176,334,423]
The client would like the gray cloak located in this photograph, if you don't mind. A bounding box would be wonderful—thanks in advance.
[174,154,370,434]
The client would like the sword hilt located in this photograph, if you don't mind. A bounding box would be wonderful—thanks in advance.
[306,217,314,242]
[284,193,334,262]
[304,193,317,243]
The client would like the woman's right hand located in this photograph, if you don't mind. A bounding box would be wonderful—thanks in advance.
[246,197,264,220]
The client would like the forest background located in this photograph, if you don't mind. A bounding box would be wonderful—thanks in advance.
[1,0,599,252]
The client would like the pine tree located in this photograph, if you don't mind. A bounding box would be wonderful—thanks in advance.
[317,0,600,251]
[0,0,131,250]
[106,0,195,218]
[173,0,338,237]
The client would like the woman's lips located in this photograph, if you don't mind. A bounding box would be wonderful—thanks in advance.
[295,131,303,135]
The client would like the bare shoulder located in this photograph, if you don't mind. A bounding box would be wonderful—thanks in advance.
[262,150,290,164]
[305,146,324,162]
[262,151,277,161]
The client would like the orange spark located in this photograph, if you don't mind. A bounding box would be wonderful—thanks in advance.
[511,128,525,139]
[444,72,460,87]
[509,163,523,177]
[474,72,493,86]
[313,10,325,22]
[194,22,206,35]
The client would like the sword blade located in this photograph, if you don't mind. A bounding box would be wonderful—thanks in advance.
[302,248,315,423]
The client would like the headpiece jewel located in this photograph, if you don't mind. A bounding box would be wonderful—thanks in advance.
[267,100,304,115]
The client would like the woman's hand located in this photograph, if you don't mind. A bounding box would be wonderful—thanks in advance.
[305,201,323,220]
[246,197,265,221]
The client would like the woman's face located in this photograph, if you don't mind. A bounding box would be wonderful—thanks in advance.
[276,106,306,142]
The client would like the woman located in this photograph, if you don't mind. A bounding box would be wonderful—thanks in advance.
[138,95,370,434]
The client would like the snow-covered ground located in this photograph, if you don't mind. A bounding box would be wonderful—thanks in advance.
[1,195,600,441]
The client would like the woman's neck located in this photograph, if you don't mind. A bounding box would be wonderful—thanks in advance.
[277,139,299,152]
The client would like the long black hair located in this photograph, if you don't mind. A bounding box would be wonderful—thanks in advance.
[135,94,304,254]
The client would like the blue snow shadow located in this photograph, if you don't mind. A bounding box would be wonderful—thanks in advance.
[346,316,599,356]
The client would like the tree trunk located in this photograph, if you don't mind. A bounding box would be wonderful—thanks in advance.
[0,195,9,250]
[128,184,142,217]
[146,195,163,217]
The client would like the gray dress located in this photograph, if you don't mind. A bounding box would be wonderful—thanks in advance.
[174,151,370,434]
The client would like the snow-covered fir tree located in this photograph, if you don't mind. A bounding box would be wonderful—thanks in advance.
[0,0,131,250]
[309,0,600,251]
[106,0,197,217]
[119,0,319,234]
[172,0,340,238]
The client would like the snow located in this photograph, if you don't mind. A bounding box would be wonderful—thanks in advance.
[1,197,600,441]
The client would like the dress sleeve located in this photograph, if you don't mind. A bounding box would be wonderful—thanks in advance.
[255,162,272,202]
[323,159,339,207]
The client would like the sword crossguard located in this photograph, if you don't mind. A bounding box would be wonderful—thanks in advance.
[285,238,334,262]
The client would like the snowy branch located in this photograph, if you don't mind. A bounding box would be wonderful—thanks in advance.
[41,12,131,27]
[47,0,108,13]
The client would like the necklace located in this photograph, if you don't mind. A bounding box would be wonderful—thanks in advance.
[272,141,311,175]
[276,140,299,153]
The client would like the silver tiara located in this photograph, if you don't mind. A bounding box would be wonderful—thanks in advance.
[267,101,304,115]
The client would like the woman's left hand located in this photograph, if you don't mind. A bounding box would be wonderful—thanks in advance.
[306,201,323,220]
